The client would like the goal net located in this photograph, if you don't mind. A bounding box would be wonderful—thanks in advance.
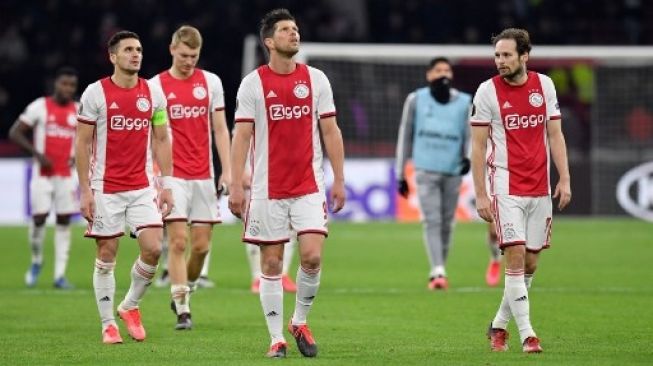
[242,35,653,219]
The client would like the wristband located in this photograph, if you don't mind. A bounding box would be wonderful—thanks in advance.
[160,176,173,190]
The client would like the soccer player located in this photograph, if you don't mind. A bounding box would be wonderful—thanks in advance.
[470,28,571,353]
[149,25,231,330]
[229,9,346,358]
[9,67,79,290]
[395,57,472,290]
[75,30,174,344]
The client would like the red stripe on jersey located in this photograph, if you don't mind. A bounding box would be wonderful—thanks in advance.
[258,64,318,199]
[235,118,254,123]
[492,72,549,195]
[158,69,212,179]
[100,77,151,193]
[41,97,77,177]
[319,111,336,119]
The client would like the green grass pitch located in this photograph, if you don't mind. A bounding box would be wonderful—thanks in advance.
[0,219,651,365]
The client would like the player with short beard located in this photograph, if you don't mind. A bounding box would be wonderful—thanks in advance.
[470,28,571,353]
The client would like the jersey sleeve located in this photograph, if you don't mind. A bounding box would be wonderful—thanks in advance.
[206,72,225,112]
[234,73,257,123]
[469,81,493,126]
[540,74,562,120]
[394,92,416,179]
[314,69,336,119]
[18,98,44,127]
[77,83,101,125]
[147,80,168,126]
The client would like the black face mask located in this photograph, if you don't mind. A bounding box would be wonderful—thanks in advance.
[429,77,451,103]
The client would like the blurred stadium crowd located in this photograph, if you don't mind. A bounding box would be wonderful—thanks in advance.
[0,0,651,154]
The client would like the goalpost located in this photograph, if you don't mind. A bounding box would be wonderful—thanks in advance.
[242,35,653,218]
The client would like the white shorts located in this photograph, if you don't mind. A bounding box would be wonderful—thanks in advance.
[243,191,328,245]
[85,187,163,239]
[165,177,221,225]
[30,175,78,216]
[492,194,552,253]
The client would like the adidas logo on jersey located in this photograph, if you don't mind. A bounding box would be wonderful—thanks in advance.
[109,102,119,109]
[266,90,278,99]
[167,92,177,100]
[502,101,513,109]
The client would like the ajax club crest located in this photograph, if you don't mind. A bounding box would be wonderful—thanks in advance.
[293,83,310,99]
[528,92,544,108]
[136,97,151,112]
[193,86,207,100]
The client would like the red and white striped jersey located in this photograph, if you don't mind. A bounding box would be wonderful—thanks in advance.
[149,69,224,179]
[235,63,336,199]
[77,77,167,193]
[19,97,78,177]
[470,71,561,196]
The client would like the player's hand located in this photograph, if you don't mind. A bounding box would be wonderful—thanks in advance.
[330,180,346,213]
[242,173,252,190]
[475,194,494,223]
[397,179,409,198]
[159,188,174,218]
[553,178,571,211]
[217,174,231,197]
[460,158,471,175]
[36,153,53,171]
[79,187,95,222]
[228,185,246,219]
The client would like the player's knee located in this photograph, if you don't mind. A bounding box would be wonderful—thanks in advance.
[141,245,162,263]
[525,261,537,274]
[261,257,283,275]
[55,215,71,226]
[422,218,442,229]
[96,247,117,263]
[33,215,47,226]
[168,235,188,254]
[300,253,322,270]
[190,243,209,257]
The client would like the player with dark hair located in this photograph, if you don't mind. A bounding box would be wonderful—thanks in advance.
[9,66,79,289]
[229,9,346,358]
[76,30,174,344]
